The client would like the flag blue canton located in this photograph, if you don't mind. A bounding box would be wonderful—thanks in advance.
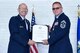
[31,12,36,29]
[77,16,80,53]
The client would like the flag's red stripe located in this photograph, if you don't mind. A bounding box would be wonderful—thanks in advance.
[33,44,38,53]
[30,47,33,53]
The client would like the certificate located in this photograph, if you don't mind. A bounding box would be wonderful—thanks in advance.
[32,25,48,42]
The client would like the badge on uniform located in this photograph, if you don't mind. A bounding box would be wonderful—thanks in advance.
[54,22,59,26]
[53,21,59,30]
[19,26,24,28]
[48,35,50,38]
[60,20,66,29]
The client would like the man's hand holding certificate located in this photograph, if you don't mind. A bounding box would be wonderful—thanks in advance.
[32,25,48,43]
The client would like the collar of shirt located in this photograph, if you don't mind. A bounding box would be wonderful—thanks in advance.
[56,12,63,19]
[20,15,25,20]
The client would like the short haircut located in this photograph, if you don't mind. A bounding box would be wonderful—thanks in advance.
[18,3,27,9]
[52,1,62,7]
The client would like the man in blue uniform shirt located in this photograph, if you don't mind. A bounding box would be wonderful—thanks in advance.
[43,2,73,53]
[8,3,35,53]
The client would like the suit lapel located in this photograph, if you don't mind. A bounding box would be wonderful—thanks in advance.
[17,15,30,31]
[17,15,26,30]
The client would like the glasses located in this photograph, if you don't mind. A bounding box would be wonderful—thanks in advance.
[52,7,61,10]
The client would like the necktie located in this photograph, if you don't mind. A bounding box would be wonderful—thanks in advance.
[24,19,28,30]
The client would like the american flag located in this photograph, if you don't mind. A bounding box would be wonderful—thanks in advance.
[77,5,80,53]
[77,16,80,53]
[30,11,38,53]
[31,12,36,29]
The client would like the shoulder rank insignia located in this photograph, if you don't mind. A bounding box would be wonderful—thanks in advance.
[60,20,66,29]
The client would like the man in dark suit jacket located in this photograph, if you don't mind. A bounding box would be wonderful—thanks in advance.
[8,3,35,53]
[43,2,73,53]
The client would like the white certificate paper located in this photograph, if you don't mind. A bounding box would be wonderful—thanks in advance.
[32,25,48,42]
